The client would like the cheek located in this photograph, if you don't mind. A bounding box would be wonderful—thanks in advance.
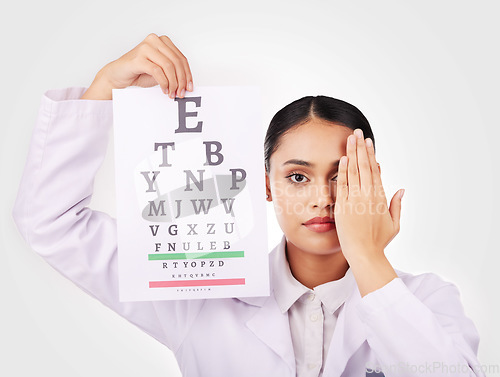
[271,181,308,226]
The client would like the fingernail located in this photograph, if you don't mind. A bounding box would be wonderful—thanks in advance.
[399,189,405,199]
[365,138,373,147]
[354,129,363,139]
[180,89,185,98]
[187,81,193,91]
[169,92,175,99]
[349,135,356,145]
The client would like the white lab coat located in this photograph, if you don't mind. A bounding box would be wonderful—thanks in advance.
[12,87,485,377]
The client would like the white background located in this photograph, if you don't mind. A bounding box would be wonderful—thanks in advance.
[1,0,499,375]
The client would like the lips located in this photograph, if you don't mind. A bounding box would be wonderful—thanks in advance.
[303,216,336,233]
[304,216,335,225]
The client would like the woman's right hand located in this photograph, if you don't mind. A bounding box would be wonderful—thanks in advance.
[81,33,193,100]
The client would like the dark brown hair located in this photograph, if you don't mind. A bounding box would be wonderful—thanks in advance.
[264,96,375,171]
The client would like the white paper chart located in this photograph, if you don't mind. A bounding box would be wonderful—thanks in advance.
[112,86,270,301]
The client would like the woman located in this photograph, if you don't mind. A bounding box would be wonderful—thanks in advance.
[13,33,484,376]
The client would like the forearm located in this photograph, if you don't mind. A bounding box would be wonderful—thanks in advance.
[357,275,484,376]
[13,87,113,268]
[345,248,483,376]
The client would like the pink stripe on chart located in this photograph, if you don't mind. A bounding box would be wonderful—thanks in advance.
[149,278,246,288]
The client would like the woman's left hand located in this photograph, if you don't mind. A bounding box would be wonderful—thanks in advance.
[334,128,404,295]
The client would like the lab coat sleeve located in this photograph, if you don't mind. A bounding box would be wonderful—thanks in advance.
[356,274,485,377]
[12,87,202,353]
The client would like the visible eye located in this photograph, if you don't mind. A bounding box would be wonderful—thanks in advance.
[332,175,338,182]
[286,173,309,184]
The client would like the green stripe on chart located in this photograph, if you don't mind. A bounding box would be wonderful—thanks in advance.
[148,251,245,260]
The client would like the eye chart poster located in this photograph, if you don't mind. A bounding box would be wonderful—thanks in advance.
[113,86,269,302]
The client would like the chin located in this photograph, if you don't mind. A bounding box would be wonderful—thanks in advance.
[306,242,342,255]
[288,228,342,255]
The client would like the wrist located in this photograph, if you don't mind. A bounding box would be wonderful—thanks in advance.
[80,68,113,100]
[347,252,397,297]
[343,245,385,266]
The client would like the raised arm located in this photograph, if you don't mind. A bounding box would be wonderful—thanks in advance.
[12,34,200,352]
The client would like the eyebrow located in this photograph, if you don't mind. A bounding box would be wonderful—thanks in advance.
[282,159,340,169]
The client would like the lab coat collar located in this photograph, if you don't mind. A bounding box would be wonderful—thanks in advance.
[271,235,310,313]
[235,236,367,376]
[234,235,286,308]
[310,268,356,315]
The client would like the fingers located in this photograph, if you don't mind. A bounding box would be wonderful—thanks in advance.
[141,44,178,97]
[388,190,403,234]
[336,155,349,202]
[344,129,384,201]
[365,135,384,198]
[354,129,372,193]
[155,36,187,97]
[346,133,360,197]
[139,59,171,95]
[159,35,194,92]
[142,33,193,98]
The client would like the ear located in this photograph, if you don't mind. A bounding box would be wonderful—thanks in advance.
[265,169,272,201]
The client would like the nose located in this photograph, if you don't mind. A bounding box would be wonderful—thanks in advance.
[311,182,335,209]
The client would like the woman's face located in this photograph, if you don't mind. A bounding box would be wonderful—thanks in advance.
[266,119,353,256]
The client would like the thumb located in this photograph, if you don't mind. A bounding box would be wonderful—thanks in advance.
[388,189,405,232]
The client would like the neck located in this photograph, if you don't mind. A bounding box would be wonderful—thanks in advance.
[285,240,349,289]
